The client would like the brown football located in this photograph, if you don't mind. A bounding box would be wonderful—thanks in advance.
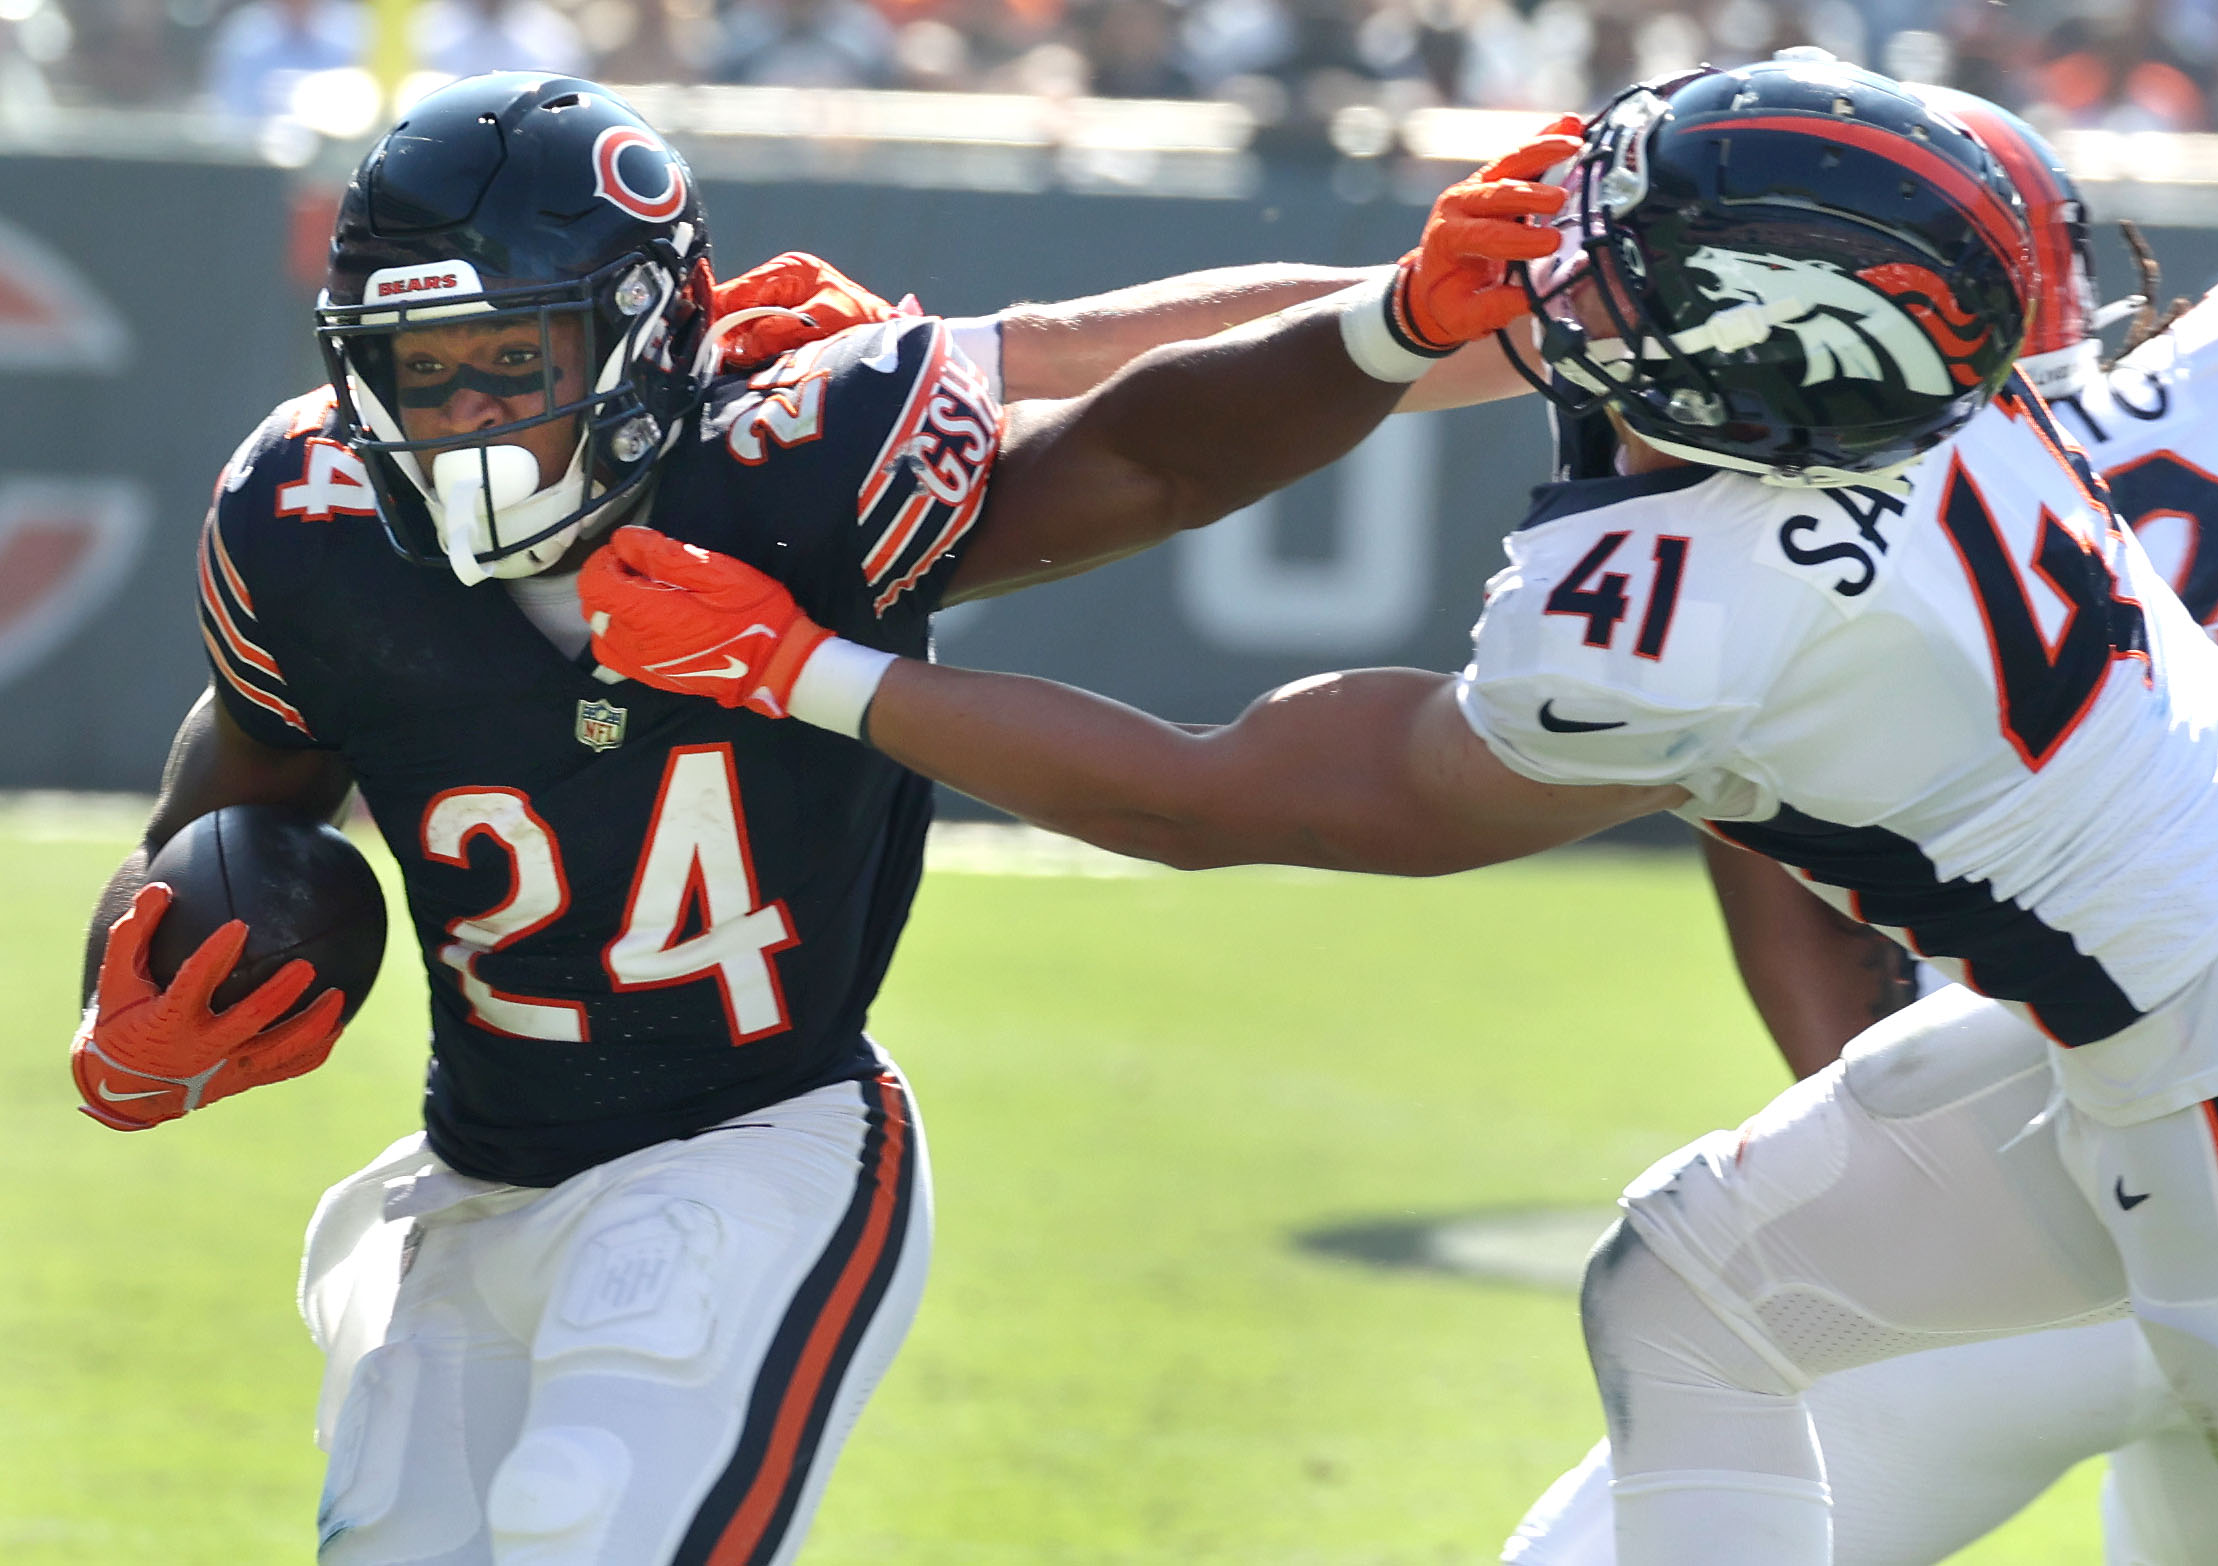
[143,805,387,1023]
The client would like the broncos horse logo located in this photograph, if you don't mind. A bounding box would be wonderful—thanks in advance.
[1681,247,1990,397]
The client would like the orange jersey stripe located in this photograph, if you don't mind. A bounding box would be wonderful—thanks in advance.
[857,326,950,523]
[199,623,310,733]
[707,1074,910,1565]
[858,490,934,586]
[206,511,258,615]
[872,481,988,616]
[198,527,283,682]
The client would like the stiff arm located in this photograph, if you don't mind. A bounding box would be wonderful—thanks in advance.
[945,298,1413,601]
[866,662,1680,874]
[994,263,1518,410]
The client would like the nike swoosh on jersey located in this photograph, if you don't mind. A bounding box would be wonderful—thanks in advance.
[1537,700,1628,734]
[2115,1176,2153,1211]
[96,1081,170,1102]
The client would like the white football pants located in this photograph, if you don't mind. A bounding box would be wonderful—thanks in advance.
[1586,985,2218,1566]
[299,1068,932,1566]
[1501,1318,2218,1565]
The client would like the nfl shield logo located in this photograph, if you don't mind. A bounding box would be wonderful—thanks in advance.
[575,698,627,751]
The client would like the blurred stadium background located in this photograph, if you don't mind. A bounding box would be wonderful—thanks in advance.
[12,1,2218,796]
[1,3,2209,1560]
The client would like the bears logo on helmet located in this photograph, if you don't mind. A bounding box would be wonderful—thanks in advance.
[592,126,688,225]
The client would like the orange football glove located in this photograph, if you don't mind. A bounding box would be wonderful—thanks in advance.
[1392,114,1586,350]
[581,526,833,717]
[711,252,921,369]
[71,882,345,1131]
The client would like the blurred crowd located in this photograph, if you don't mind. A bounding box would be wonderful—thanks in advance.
[5,0,2218,137]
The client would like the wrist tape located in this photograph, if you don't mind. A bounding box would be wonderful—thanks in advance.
[1336,270,1456,383]
[787,637,898,739]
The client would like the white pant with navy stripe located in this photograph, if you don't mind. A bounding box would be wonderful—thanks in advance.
[300,1067,931,1565]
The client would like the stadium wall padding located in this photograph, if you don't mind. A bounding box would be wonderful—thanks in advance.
[4,151,2214,794]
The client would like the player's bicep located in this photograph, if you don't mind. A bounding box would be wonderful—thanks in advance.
[147,690,354,854]
[1363,677,1683,869]
[943,393,1178,603]
[84,691,353,1001]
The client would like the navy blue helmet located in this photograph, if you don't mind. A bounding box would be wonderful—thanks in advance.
[1502,57,2036,486]
[316,73,715,581]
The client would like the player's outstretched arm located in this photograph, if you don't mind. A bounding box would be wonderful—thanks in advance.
[711,253,1523,416]
[991,264,1523,411]
[72,691,355,1131]
[581,528,1679,873]
[943,118,1582,601]
[1699,836,1919,1080]
[867,661,1680,873]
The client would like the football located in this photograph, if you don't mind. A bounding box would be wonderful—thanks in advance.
[144,805,387,1023]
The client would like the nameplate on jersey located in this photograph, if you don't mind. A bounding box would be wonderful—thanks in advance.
[1755,485,1906,606]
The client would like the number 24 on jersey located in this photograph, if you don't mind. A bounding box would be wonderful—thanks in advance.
[420,745,797,1046]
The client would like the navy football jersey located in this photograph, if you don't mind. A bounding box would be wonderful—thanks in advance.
[197,317,998,1185]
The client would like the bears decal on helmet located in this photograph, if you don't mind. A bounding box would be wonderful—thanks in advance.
[591,126,689,226]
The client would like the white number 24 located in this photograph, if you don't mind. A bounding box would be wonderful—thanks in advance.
[419,745,796,1045]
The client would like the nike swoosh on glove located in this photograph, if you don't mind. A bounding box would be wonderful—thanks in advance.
[581,526,833,717]
[71,881,345,1131]
[712,251,920,370]
[1392,113,1586,350]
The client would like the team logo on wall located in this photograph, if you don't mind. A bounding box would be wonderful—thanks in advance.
[591,126,687,224]
[0,477,152,689]
[1685,247,1979,397]
[576,697,627,751]
[0,216,131,374]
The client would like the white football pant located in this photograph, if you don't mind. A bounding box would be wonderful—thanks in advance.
[299,1068,931,1565]
[1584,985,2218,1566]
[1501,1318,2217,1564]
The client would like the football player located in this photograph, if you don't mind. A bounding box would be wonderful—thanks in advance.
[1505,86,2218,1566]
[67,72,1577,1564]
[582,59,2218,1565]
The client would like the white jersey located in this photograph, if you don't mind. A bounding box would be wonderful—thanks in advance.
[1459,375,2218,1122]
[2050,288,2218,635]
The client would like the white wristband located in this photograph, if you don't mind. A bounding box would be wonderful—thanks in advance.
[1335,271,1453,383]
[787,637,898,740]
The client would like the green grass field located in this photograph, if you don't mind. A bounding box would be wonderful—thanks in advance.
[0,807,2097,1562]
